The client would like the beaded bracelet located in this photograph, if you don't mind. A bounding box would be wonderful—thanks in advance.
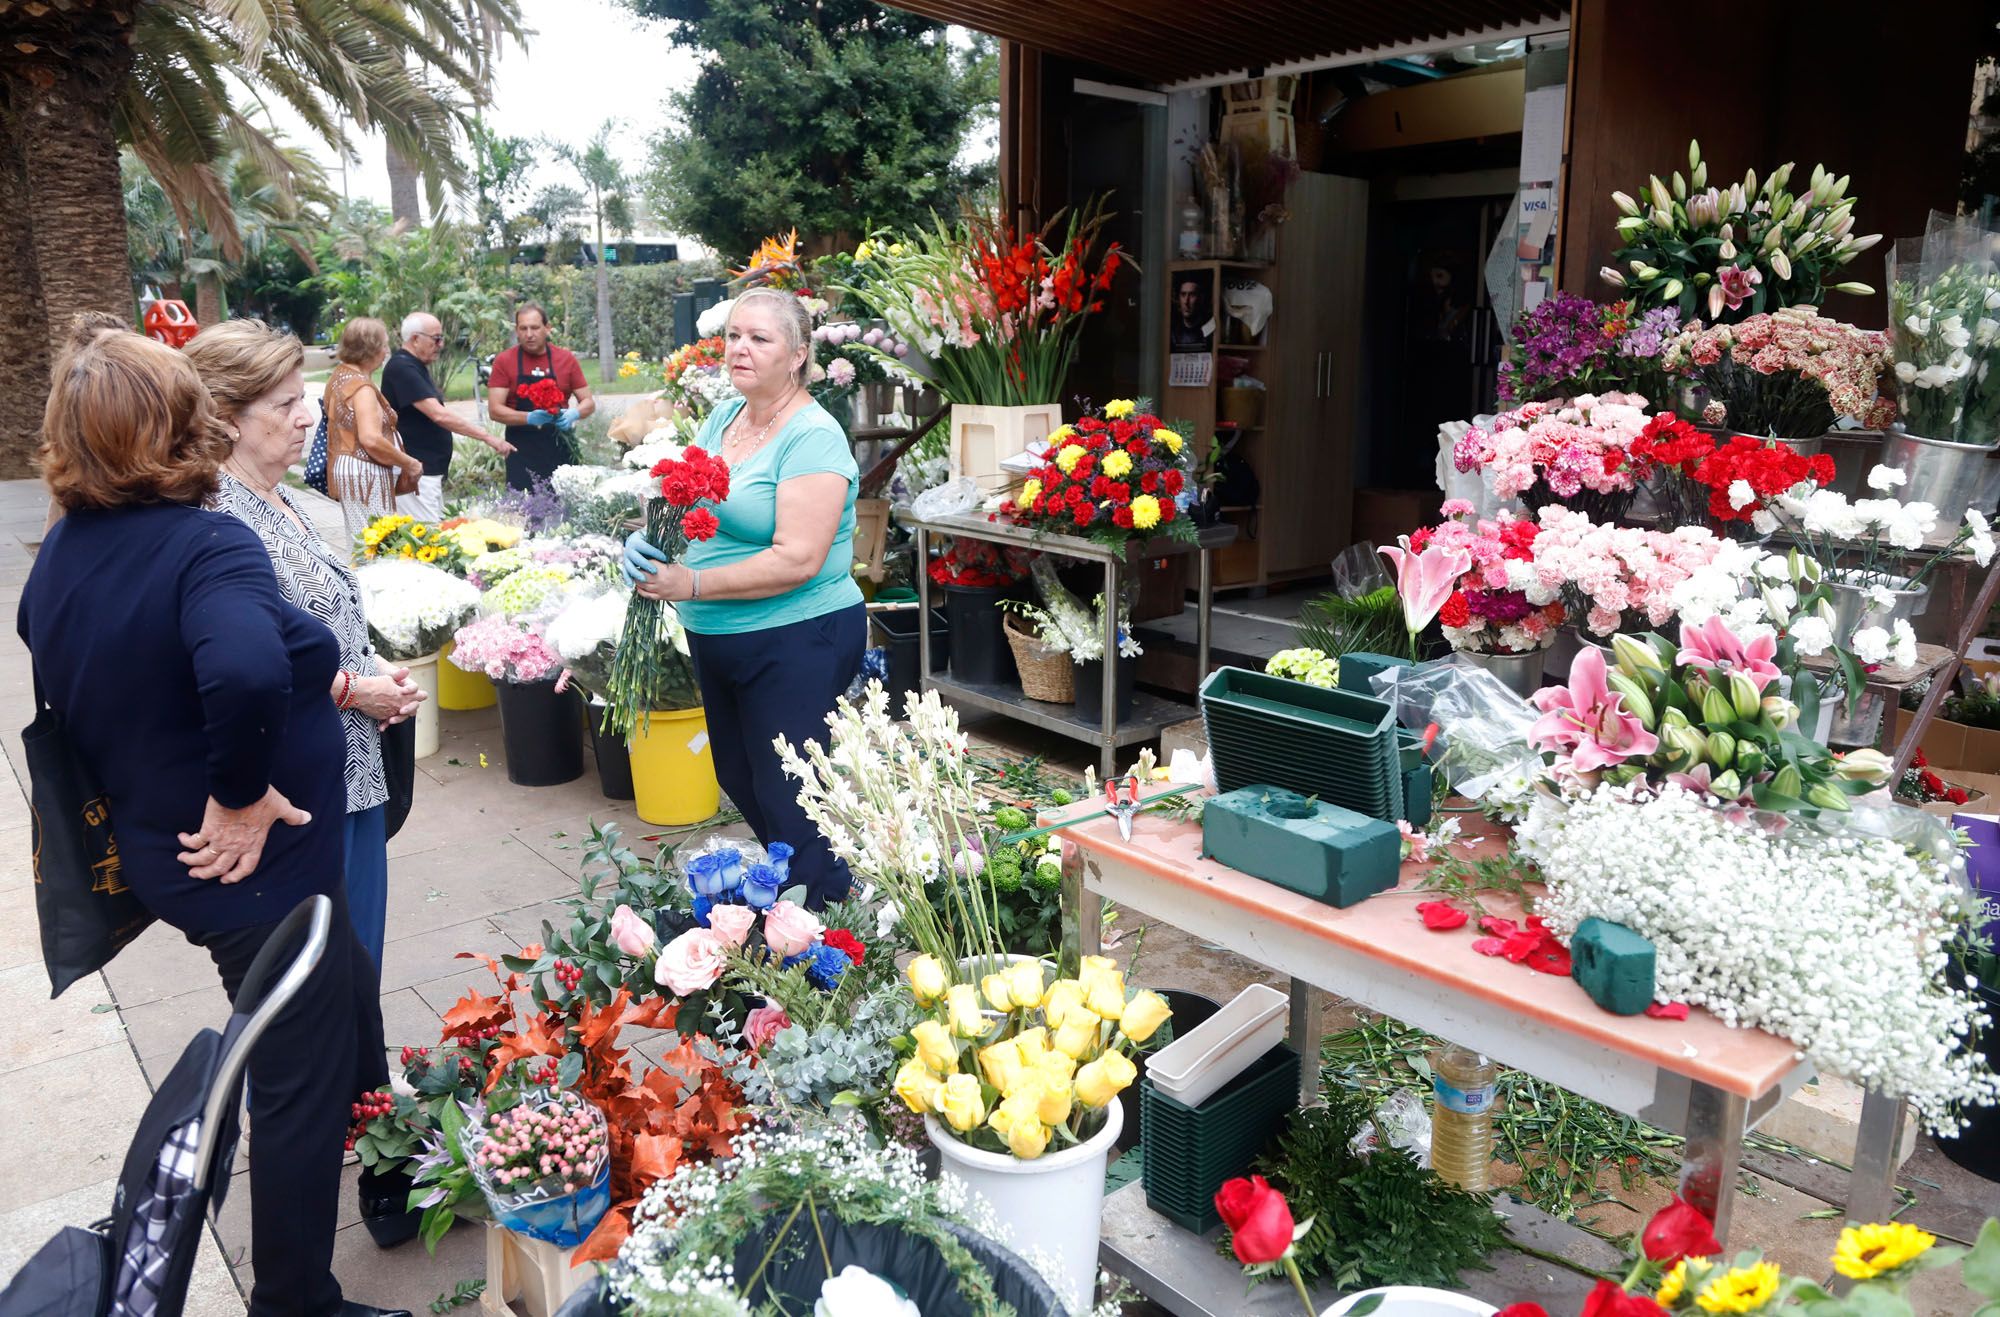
[335,670,355,711]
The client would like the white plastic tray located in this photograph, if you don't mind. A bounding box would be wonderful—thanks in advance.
[1145,983,1289,1109]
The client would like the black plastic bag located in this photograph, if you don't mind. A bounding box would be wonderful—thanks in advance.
[22,682,153,997]
[378,717,417,842]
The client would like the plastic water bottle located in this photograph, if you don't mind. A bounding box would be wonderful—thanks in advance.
[1429,1044,1497,1190]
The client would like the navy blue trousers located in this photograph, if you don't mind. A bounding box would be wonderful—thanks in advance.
[686,603,866,908]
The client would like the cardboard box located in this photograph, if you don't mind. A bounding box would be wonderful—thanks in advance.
[1916,771,2000,818]
[1883,705,2000,774]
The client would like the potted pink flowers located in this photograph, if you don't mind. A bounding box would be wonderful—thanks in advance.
[1661,307,1896,453]
[1451,392,1655,522]
[449,615,582,787]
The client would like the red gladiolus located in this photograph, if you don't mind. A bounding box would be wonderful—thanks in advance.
[1580,1280,1667,1316]
[1213,1176,1295,1265]
[1641,1195,1721,1265]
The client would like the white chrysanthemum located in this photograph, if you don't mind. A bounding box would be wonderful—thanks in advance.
[357,559,482,659]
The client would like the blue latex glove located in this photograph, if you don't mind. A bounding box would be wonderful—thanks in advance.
[523,409,554,427]
[622,529,668,585]
[555,406,581,431]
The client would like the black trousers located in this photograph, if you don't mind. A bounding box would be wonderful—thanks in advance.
[186,884,388,1316]
[686,603,866,908]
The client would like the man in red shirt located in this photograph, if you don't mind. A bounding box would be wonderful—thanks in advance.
[486,303,596,490]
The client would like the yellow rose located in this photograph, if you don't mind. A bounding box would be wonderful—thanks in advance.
[1073,1048,1137,1107]
[1042,979,1086,1029]
[908,954,948,1005]
[1016,478,1042,509]
[1079,955,1119,985]
[1012,1025,1050,1062]
[1100,449,1133,480]
[1053,444,1084,475]
[1052,1009,1101,1060]
[1104,399,1135,419]
[1119,989,1172,1044]
[1033,1050,1076,1091]
[938,1072,987,1132]
[1128,495,1162,531]
[980,973,1016,1012]
[1003,959,1044,1010]
[893,1057,940,1113]
[1032,1074,1073,1125]
[911,1019,958,1073]
[1153,428,1184,454]
[855,240,875,262]
[1006,1115,1051,1159]
[1083,967,1127,1020]
[945,983,988,1038]
[978,1038,1024,1093]
[888,242,905,257]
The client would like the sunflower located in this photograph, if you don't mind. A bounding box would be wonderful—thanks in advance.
[417,544,443,562]
[408,524,429,540]
[1832,1222,1935,1280]
[1655,1259,1691,1304]
[1696,1262,1780,1313]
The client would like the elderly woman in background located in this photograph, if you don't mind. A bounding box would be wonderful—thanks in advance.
[20,319,406,1317]
[324,316,425,549]
[184,320,424,972]
[622,287,865,908]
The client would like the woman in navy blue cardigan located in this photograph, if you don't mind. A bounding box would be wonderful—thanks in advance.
[20,323,405,1317]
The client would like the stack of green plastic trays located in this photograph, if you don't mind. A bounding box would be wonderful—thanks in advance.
[1139,1044,1301,1233]
[1199,667,1403,823]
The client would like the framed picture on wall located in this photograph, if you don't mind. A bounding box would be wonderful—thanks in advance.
[1170,274,1215,351]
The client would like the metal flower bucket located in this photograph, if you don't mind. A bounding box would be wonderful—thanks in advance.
[1876,427,2000,525]
[1450,648,1547,700]
[1825,573,1930,641]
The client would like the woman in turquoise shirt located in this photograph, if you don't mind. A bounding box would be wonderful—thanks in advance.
[623,287,865,907]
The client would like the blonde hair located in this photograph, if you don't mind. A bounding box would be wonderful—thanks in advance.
[180,319,306,420]
[41,318,228,510]
[335,317,390,367]
[728,288,814,386]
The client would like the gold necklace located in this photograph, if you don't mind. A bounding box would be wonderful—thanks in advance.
[725,389,796,461]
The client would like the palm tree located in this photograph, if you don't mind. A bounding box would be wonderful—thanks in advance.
[0,0,524,476]
[552,122,635,382]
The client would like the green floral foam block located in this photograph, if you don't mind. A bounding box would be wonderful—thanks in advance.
[1571,917,1656,1016]
[1200,786,1401,908]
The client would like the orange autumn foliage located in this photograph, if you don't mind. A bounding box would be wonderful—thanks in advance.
[435,955,747,1268]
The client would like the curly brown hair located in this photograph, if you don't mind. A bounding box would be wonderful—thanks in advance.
[41,318,229,510]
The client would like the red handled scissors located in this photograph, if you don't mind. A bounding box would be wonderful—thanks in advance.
[1104,774,1143,841]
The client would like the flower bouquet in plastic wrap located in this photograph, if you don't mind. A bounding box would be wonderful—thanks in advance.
[460,1079,612,1248]
[1886,212,2000,446]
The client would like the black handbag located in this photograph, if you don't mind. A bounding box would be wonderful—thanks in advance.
[379,717,417,842]
[22,672,153,998]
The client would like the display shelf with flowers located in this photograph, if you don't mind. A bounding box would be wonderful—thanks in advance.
[1004,556,1143,714]
[1600,139,1880,322]
[1660,306,1896,443]
[929,535,1033,687]
[357,512,464,569]
[1002,399,1195,547]
[1496,292,1682,409]
[1450,392,1655,522]
[603,446,730,739]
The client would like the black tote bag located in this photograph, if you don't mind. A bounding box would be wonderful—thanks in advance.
[23,674,153,997]
[378,716,417,842]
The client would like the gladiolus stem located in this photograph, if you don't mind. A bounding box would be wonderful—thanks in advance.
[1285,1257,1315,1317]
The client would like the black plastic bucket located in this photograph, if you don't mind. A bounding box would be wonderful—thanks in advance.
[1073,653,1137,724]
[872,606,950,710]
[586,702,635,800]
[944,584,1017,687]
[495,680,585,787]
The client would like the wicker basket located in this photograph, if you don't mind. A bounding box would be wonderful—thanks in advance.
[1004,612,1075,704]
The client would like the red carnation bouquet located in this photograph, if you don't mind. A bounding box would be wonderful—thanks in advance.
[520,377,570,414]
[603,447,731,736]
[1002,399,1195,547]
[1635,415,1836,533]
[928,536,1031,589]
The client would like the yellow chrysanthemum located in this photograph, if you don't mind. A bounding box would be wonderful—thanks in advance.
[1100,450,1133,479]
[1153,428,1184,454]
[1832,1222,1935,1281]
[1129,494,1161,530]
[1104,399,1135,419]
[1054,444,1085,474]
[1017,478,1043,509]
[1655,1260,1690,1305]
[1048,424,1076,445]
[1696,1262,1781,1314]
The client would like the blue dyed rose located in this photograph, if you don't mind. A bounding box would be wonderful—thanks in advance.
[742,862,781,910]
[804,942,852,990]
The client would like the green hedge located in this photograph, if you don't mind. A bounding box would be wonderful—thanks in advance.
[492,260,725,361]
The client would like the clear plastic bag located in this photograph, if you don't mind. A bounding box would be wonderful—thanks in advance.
[1369,658,1543,806]
[1330,542,1391,599]
[1348,1088,1434,1168]
[910,477,982,521]
[459,1089,612,1248]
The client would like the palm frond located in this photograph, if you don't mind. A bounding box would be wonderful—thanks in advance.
[1294,587,1409,662]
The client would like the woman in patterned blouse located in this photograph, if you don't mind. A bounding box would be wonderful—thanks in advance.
[323,316,424,549]
[184,321,426,970]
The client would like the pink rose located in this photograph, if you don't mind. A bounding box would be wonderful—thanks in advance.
[744,1004,792,1050]
[707,904,756,949]
[655,928,727,995]
[763,900,824,959]
[608,903,656,957]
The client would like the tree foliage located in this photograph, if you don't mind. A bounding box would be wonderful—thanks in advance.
[630,0,994,260]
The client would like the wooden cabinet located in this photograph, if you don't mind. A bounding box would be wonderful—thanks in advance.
[1160,173,1369,589]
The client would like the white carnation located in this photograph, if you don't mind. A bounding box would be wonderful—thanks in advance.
[1865,464,1907,491]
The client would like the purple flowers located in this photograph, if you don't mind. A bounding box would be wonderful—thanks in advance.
[1498,292,1612,404]
[1619,307,1680,361]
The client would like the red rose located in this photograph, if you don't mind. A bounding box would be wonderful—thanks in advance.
[681,507,721,541]
[1641,1195,1720,1265]
[1921,770,1945,796]
[822,928,866,964]
[1213,1176,1295,1265]
[1580,1280,1667,1316]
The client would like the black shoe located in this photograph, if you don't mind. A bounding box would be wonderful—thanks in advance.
[341,1304,414,1317]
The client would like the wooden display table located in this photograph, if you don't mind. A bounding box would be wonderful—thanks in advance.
[1051,796,1912,1293]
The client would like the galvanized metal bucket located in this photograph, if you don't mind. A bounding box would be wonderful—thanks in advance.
[1825,572,1930,640]
[1876,428,2000,525]
[1450,647,1547,700]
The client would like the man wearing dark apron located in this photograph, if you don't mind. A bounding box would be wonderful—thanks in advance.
[485,303,596,490]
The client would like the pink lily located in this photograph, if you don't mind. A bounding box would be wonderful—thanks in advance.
[1528,645,1659,773]
[1380,541,1472,634]
[1675,614,1781,691]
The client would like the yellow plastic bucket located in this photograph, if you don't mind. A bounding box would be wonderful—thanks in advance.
[628,705,721,826]
[438,639,497,711]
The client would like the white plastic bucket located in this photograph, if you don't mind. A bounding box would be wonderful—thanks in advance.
[1322,1288,1498,1316]
[926,1100,1122,1312]
[402,651,441,760]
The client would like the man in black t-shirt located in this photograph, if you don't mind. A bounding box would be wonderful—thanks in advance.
[381,311,514,520]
